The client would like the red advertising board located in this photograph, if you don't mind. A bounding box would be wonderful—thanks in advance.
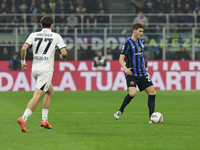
[0,61,200,91]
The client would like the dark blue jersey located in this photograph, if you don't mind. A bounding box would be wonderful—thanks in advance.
[121,37,147,77]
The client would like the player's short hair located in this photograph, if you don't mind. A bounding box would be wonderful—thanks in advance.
[40,15,53,28]
[132,23,144,30]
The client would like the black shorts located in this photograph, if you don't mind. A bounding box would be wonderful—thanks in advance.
[126,75,153,92]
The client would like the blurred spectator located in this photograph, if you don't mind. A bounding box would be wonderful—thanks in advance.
[56,13,68,35]
[10,5,18,14]
[29,2,38,14]
[76,4,86,14]
[176,11,185,33]
[176,0,183,6]
[8,51,21,71]
[155,47,174,60]
[55,0,65,13]
[67,15,78,33]
[0,3,8,13]
[164,0,172,12]
[169,10,177,33]
[135,2,146,13]
[56,4,65,13]
[93,50,106,70]
[97,9,109,33]
[85,0,98,13]
[0,12,11,33]
[49,0,56,13]
[183,3,190,13]
[74,0,85,6]
[85,13,97,33]
[145,2,155,13]
[174,46,191,60]
[36,0,49,8]
[194,0,200,12]
[18,3,29,14]
[156,11,166,33]
[38,3,51,14]
[175,2,183,13]
[0,47,10,60]
[133,11,148,28]
[184,10,194,32]
[165,47,174,60]
[1,0,10,6]
[17,0,30,6]
[30,15,38,32]
[169,2,175,13]
[98,2,104,12]
[183,0,194,10]
[146,13,156,33]
[65,0,74,11]
[154,0,165,13]
[68,5,76,14]
[106,48,113,60]
[18,15,28,34]
[11,16,19,31]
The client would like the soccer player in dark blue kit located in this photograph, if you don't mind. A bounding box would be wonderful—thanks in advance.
[114,23,164,123]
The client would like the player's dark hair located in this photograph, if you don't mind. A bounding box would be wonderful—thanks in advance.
[132,23,144,30]
[40,16,53,28]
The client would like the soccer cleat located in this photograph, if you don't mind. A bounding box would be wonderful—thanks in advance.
[114,111,122,120]
[17,117,27,133]
[40,120,52,129]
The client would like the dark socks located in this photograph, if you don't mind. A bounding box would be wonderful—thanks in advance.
[148,95,156,118]
[119,94,134,113]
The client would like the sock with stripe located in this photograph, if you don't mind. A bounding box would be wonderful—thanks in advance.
[42,109,49,122]
[119,94,134,113]
[22,108,32,122]
[148,95,156,118]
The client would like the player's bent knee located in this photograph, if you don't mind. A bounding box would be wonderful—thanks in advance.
[148,90,156,95]
[129,92,136,97]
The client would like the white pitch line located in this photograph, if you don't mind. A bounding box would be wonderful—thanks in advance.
[0,111,200,115]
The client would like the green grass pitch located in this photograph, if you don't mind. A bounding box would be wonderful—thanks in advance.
[0,90,200,150]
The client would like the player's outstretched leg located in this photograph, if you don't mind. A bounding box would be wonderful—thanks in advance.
[40,84,53,129]
[114,93,134,120]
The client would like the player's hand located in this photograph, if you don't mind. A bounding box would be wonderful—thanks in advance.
[125,68,133,76]
[21,63,27,69]
[60,54,66,61]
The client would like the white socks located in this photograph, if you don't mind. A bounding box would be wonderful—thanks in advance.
[42,109,49,122]
[21,108,49,122]
[22,108,32,122]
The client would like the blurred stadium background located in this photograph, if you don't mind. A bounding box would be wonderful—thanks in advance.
[0,0,200,91]
[1,1,200,150]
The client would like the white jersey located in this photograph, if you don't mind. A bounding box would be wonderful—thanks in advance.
[25,28,66,71]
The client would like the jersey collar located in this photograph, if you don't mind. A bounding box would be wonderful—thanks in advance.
[130,37,139,43]
[42,28,52,32]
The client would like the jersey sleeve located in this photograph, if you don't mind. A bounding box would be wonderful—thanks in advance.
[56,34,66,49]
[25,33,33,46]
[120,41,129,55]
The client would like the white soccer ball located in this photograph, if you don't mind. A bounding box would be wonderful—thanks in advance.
[150,112,163,123]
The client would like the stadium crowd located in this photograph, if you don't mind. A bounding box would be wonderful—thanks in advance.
[0,0,106,14]
[0,0,200,61]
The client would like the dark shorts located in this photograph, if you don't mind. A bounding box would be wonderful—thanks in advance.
[126,75,153,92]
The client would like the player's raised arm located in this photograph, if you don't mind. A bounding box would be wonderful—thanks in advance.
[60,47,67,61]
[119,54,132,76]
[21,43,30,69]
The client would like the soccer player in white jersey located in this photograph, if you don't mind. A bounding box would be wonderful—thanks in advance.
[17,16,67,132]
